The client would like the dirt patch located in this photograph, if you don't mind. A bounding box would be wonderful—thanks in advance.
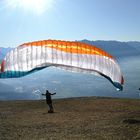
[122,119,140,124]
[0,97,140,140]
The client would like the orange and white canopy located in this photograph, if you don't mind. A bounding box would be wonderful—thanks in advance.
[0,40,124,90]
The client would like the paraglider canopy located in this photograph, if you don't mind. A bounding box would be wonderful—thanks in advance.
[0,39,124,91]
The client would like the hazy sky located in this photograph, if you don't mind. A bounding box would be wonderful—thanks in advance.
[0,0,140,47]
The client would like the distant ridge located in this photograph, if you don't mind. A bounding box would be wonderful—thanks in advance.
[1,40,140,60]
[127,41,140,51]
[80,40,140,59]
[0,40,140,100]
[0,47,12,60]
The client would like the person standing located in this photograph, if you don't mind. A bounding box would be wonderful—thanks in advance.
[42,90,56,113]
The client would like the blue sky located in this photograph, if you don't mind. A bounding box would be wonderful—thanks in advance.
[0,0,140,48]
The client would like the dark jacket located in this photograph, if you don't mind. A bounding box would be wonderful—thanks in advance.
[42,90,56,104]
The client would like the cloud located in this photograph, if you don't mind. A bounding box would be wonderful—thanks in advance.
[15,86,24,93]
[51,80,61,84]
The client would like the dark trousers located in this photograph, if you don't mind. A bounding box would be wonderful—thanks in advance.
[47,103,54,112]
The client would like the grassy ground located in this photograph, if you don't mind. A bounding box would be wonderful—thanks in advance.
[0,97,140,140]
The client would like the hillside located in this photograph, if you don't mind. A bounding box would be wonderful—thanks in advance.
[0,40,140,100]
[0,97,140,140]
[1,40,140,60]
[80,40,140,59]
[0,47,12,60]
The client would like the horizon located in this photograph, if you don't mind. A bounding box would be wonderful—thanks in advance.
[1,39,140,48]
[0,39,140,100]
[0,0,140,100]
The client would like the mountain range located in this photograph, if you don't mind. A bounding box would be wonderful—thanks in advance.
[80,40,140,59]
[0,47,12,60]
[0,40,140,60]
[0,40,140,100]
